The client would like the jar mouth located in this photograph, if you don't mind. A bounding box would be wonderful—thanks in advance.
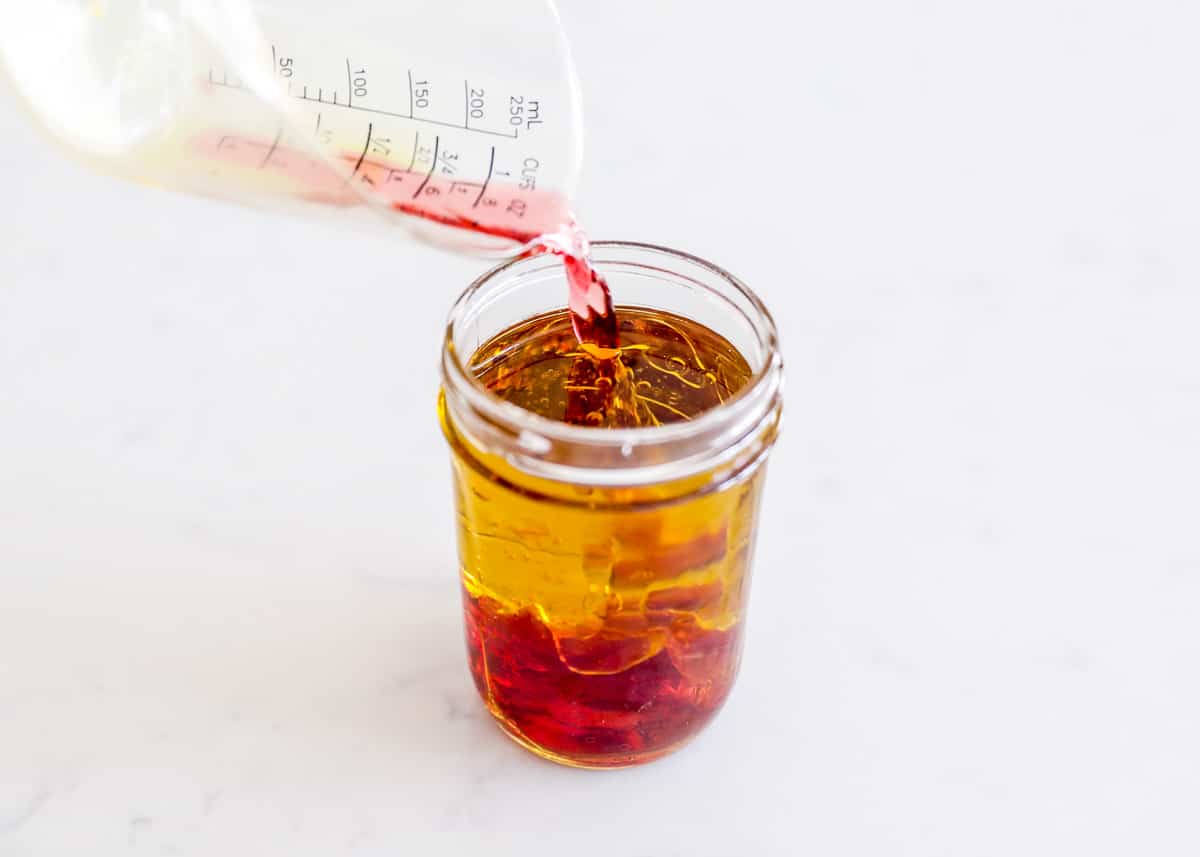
[441,241,784,485]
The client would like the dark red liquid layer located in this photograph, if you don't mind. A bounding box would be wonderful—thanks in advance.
[463,591,743,765]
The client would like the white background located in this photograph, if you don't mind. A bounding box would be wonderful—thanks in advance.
[3,1,1199,854]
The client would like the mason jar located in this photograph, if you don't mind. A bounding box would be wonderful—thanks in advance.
[439,241,783,768]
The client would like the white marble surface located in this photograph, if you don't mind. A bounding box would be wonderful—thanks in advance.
[3,1,1200,854]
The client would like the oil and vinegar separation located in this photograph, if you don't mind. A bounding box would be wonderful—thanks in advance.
[447,302,764,767]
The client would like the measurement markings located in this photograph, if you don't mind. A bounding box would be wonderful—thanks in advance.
[259,126,284,169]
[333,101,517,138]
[349,123,373,180]
[212,67,515,138]
[474,147,495,207]
[407,132,420,172]
[412,136,439,198]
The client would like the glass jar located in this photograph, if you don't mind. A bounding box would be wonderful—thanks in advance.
[439,241,783,768]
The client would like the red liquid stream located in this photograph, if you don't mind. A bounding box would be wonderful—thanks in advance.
[533,229,619,352]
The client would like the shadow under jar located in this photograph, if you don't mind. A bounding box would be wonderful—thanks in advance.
[439,242,783,768]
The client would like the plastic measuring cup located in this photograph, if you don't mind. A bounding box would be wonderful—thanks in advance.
[0,0,583,253]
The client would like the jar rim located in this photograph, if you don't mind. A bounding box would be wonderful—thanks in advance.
[441,241,783,485]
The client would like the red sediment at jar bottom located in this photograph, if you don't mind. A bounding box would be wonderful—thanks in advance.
[463,590,743,767]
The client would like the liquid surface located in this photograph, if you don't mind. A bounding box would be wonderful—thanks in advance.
[470,306,753,428]
[448,310,763,767]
